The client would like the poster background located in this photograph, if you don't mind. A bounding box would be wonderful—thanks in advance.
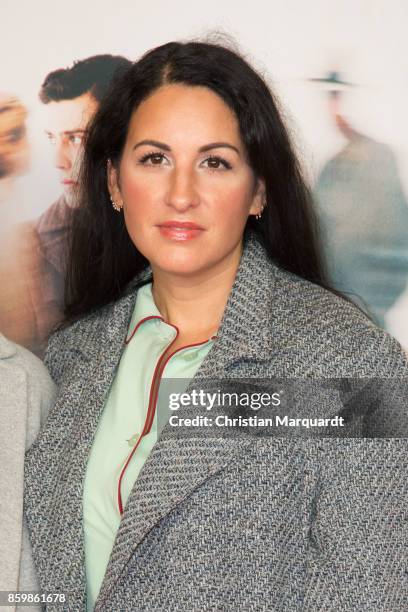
[1,0,408,344]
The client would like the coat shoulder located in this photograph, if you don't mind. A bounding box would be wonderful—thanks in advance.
[43,280,142,385]
[43,272,152,385]
[44,305,109,384]
[269,266,408,377]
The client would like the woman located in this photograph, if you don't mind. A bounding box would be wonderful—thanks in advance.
[0,333,56,611]
[25,41,408,611]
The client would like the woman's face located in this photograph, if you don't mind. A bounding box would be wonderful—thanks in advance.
[108,84,264,278]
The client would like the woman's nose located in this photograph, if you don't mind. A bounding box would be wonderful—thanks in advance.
[166,167,199,211]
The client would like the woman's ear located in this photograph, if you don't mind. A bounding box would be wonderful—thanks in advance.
[249,177,267,217]
[107,159,122,205]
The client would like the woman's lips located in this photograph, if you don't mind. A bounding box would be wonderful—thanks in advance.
[157,221,204,241]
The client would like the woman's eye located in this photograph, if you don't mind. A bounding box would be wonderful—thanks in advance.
[139,152,167,166]
[202,156,232,170]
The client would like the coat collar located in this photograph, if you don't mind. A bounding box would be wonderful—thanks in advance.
[59,231,277,369]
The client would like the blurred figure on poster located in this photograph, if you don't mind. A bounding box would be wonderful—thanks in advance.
[0,55,131,357]
[0,93,30,225]
[313,72,408,329]
[0,94,45,357]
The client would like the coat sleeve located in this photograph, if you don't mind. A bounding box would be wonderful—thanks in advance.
[303,331,408,611]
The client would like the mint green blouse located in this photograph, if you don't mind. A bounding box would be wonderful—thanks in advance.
[83,282,214,610]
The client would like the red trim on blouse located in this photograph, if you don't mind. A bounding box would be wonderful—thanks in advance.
[125,315,164,344]
[117,318,216,515]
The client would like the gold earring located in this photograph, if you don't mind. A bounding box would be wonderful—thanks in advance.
[110,195,122,212]
[256,197,267,220]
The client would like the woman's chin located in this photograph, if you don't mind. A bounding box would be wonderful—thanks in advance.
[152,262,207,277]
[149,253,215,278]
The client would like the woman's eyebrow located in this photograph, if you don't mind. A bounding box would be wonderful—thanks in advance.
[199,142,240,154]
[132,139,240,155]
[132,139,170,151]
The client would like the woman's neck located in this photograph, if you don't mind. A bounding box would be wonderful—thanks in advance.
[151,245,242,341]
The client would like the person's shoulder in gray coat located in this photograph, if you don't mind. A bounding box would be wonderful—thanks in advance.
[0,334,56,612]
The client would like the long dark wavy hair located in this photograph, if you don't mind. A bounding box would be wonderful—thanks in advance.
[65,40,333,323]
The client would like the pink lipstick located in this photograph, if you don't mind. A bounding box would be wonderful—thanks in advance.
[157,220,204,241]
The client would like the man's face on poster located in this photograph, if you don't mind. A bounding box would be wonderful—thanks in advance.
[44,92,98,206]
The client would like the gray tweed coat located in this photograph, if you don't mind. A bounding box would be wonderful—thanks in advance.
[25,233,408,611]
